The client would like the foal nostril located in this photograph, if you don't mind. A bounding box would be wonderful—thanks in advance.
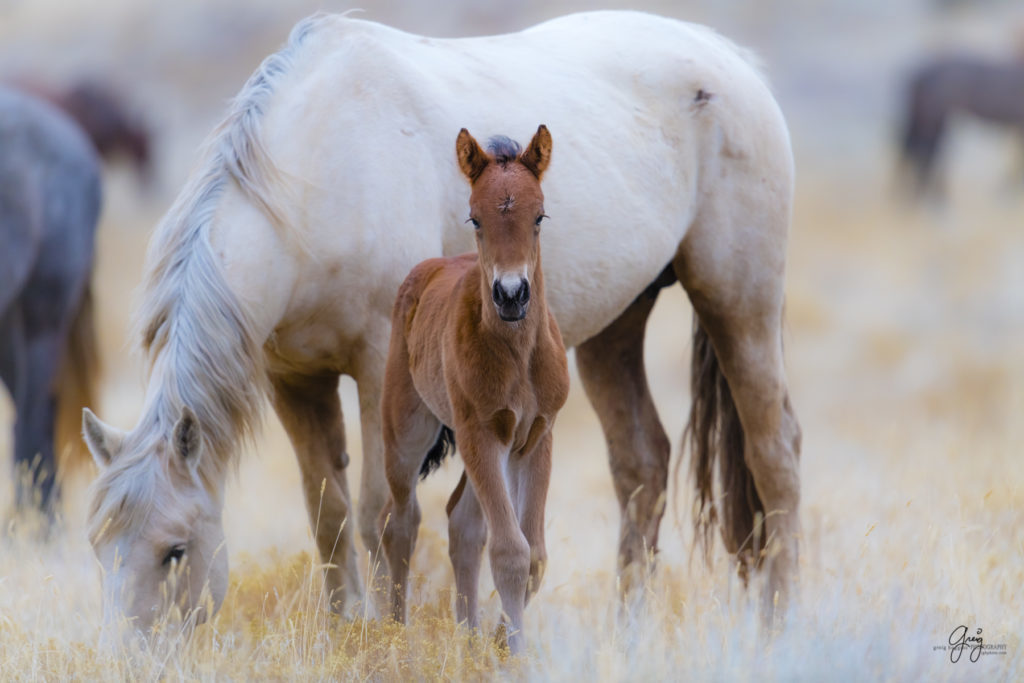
[517,280,530,305]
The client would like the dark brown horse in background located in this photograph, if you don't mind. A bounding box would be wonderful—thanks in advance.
[900,55,1024,197]
[1,85,102,518]
[6,78,152,185]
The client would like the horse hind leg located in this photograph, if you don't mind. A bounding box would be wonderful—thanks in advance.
[675,193,802,622]
[576,268,674,597]
[379,347,444,623]
[445,470,486,628]
[269,372,362,615]
[5,306,63,518]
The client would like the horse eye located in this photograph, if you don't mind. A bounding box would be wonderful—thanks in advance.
[162,544,186,567]
[466,217,480,229]
[535,214,548,226]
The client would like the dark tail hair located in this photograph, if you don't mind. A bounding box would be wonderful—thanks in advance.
[685,316,764,571]
[419,425,455,479]
[55,283,100,476]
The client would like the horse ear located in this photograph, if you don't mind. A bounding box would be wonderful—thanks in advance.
[173,406,203,474]
[520,124,552,179]
[456,128,489,183]
[82,408,125,469]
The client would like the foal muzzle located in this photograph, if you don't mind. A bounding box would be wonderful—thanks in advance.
[492,277,530,322]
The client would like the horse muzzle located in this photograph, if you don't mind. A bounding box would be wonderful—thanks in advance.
[492,277,530,322]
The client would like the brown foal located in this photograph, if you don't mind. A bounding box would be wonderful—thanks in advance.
[379,125,569,654]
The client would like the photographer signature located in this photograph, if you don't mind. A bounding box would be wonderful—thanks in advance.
[948,625,983,663]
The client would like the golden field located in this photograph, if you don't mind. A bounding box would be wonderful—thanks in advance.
[1,1,1023,680]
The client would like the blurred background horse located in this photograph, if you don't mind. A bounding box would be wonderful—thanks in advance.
[0,86,102,517]
[899,55,1024,198]
[5,77,153,186]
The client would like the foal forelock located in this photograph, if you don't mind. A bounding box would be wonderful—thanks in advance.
[486,136,522,166]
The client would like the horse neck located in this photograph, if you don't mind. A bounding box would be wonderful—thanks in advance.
[135,290,266,493]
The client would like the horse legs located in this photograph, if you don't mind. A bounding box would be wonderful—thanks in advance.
[507,430,553,607]
[445,471,486,627]
[675,219,802,621]
[902,88,947,198]
[459,425,530,654]
[353,343,392,609]
[269,372,362,614]
[576,280,672,595]
[5,305,63,516]
[379,344,443,623]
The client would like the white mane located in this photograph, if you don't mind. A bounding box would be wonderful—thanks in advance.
[89,15,328,538]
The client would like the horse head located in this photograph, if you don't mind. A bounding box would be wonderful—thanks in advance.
[456,125,552,322]
[82,406,228,636]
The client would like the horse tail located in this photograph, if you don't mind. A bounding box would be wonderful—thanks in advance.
[419,425,455,479]
[55,282,100,474]
[685,315,764,568]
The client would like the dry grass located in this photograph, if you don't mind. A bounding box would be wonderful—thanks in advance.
[2,167,1021,682]
[3,1,1024,680]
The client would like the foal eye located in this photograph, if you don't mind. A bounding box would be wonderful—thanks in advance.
[535,214,548,226]
[466,217,480,229]
[162,544,186,567]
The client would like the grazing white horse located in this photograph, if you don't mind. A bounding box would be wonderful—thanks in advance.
[82,10,800,632]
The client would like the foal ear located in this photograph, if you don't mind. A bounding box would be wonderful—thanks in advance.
[456,128,489,183]
[520,124,552,179]
[173,406,203,475]
[82,408,126,469]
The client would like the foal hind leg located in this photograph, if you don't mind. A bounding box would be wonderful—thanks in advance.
[270,372,362,615]
[576,278,672,596]
[446,471,487,627]
[379,348,443,623]
[676,206,802,620]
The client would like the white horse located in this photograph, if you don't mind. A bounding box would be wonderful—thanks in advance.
[82,10,800,632]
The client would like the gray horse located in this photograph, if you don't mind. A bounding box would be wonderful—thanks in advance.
[900,55,1024,197]
[1,86,102,516]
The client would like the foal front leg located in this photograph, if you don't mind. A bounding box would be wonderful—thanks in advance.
[459,424,530,654]
[507,431,553,606]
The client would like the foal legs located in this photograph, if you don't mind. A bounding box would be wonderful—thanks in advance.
[576,282,671,595]
[270,372,362,614]
[379,358,443,623]
[459,426,531,654]
[446,431,551,632]
[507,431,553,607]
[446,472,486,627]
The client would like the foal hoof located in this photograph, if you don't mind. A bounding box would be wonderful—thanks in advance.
[493,622,524,656]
